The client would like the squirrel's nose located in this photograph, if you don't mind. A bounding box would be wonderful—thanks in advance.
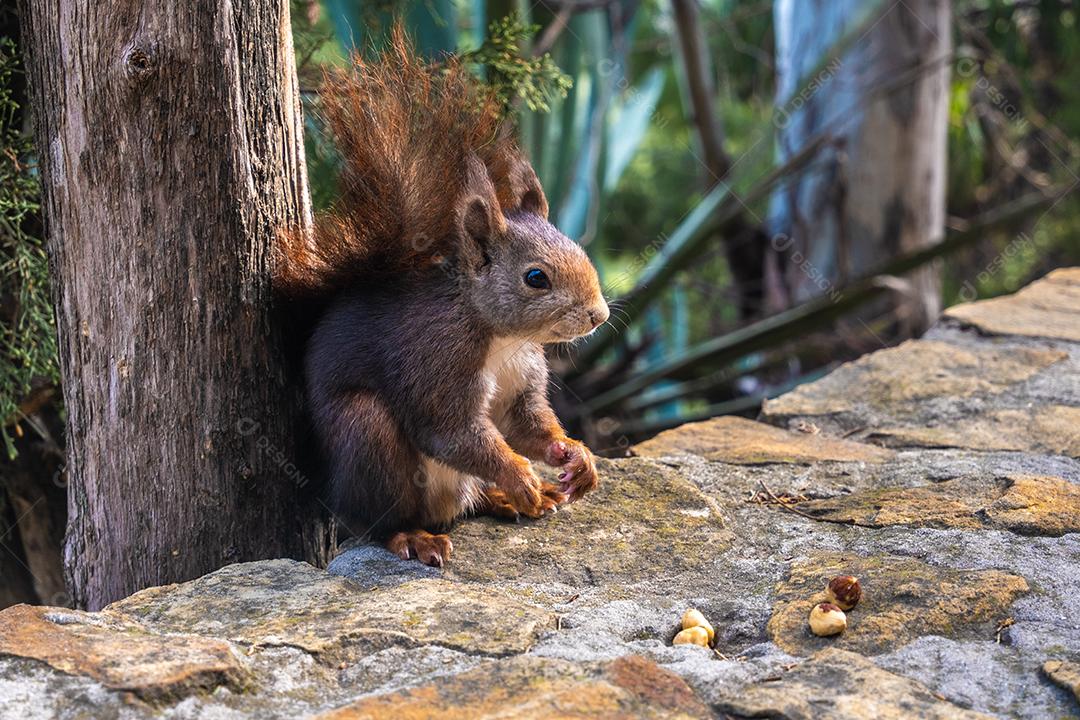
[588,305,610,329]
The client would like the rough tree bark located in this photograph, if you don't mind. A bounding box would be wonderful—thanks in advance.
[18,0,319,609]
[768,0,951,334]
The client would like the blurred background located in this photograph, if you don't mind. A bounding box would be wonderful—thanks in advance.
[2,0,1079,605]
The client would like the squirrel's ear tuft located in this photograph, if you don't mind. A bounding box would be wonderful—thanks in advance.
[481,144,550,219]
[457,194,498,272]
[456,154,503,271]
[520,189,544,216]
[457,154,505,268]
[462,196,493,242]
[509,159,549,219]
[457,152,503,239]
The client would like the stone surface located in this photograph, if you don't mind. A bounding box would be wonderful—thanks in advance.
[632,415,893,464]
[318,655,711,719]
[765,553,1029,656]
[106,559,555,659]
[3,271,1079,719]
[867,405,1080,458]
[0,603,245,702]
[714,648,995,719]
[945,267,1080,342]
[760,323,1079,462]
[439,457,731,589]
[788,474,1080,536]
[1043,660,1080,704]
[763,339,1066,419]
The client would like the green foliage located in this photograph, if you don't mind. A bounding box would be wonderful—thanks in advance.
[461,15,572,113]
[0,38,58,459]
[942,0,1080,305]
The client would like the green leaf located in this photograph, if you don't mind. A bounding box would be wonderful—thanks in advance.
[604,65,666,192]
[576,189,1063,417]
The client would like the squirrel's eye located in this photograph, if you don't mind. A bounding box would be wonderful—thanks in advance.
[523,268,550,290]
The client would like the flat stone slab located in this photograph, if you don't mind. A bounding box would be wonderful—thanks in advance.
[1043,660,1080,705]
[867,405,1080,458]
[787,474,1080,536]
[106,559,555,659]
[763,339,1066,419]
[765,553,1029,656]
[632,415,893,464]
[760,330,1079,458]
[317,655,711,719]
[945,268,1080,342]
[0,603,245,702]
[441,457,731,589]
[714,648,995,719]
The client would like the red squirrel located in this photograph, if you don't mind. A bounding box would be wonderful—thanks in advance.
[275,30,609,567]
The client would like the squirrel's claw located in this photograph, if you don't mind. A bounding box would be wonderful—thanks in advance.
[483,483,561,520]
[386,530,453,568]
[550,439,599,503]
[538,482,566,512]
[479,487,522,522]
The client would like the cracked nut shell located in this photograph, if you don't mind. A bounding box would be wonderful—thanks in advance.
[825,575,862,610]
[673,626,711,647]
[809,602,847,636]
[681,608,715,643]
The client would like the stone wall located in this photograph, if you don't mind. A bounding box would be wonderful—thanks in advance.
[2,268,1079,718]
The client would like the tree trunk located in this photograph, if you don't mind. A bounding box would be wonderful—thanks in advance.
[18,0,318,609]
[767,0,951,334]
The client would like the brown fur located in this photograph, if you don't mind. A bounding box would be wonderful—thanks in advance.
[281,27,609,567]
[275,27,536,298]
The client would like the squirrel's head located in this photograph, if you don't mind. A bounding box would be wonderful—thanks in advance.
[478,211,609,343]
[452,183,609,343]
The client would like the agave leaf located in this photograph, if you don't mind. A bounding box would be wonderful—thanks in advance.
[578,189,1061,416]
[576,133,830,367]
[623,352,767,413]
[604,65,666,192]
[553,12,611,239]
[615,368,829,438]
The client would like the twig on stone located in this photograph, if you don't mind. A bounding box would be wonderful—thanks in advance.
[756,479,820,521]
[995,617,1014,643]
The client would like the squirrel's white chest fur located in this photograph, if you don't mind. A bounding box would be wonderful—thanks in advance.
[418,337,544,526]
[481,336,544,428]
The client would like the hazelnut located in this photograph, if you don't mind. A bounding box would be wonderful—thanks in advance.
[808,602,847,636]
[681,608,715,643]
[825,575,862,610]
[673,626,711,647]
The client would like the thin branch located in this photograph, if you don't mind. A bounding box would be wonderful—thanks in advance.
[756,479,822,521]
[533,7,573,58]
[671,0,730,179]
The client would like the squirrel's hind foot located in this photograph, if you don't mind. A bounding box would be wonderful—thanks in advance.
[481,483,564,521]
[386,529,453,568]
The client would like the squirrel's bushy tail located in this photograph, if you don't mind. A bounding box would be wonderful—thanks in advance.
[275,27,543,298]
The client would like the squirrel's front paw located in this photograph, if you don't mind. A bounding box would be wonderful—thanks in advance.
[546,439,599,502]
[497,459,544,514]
